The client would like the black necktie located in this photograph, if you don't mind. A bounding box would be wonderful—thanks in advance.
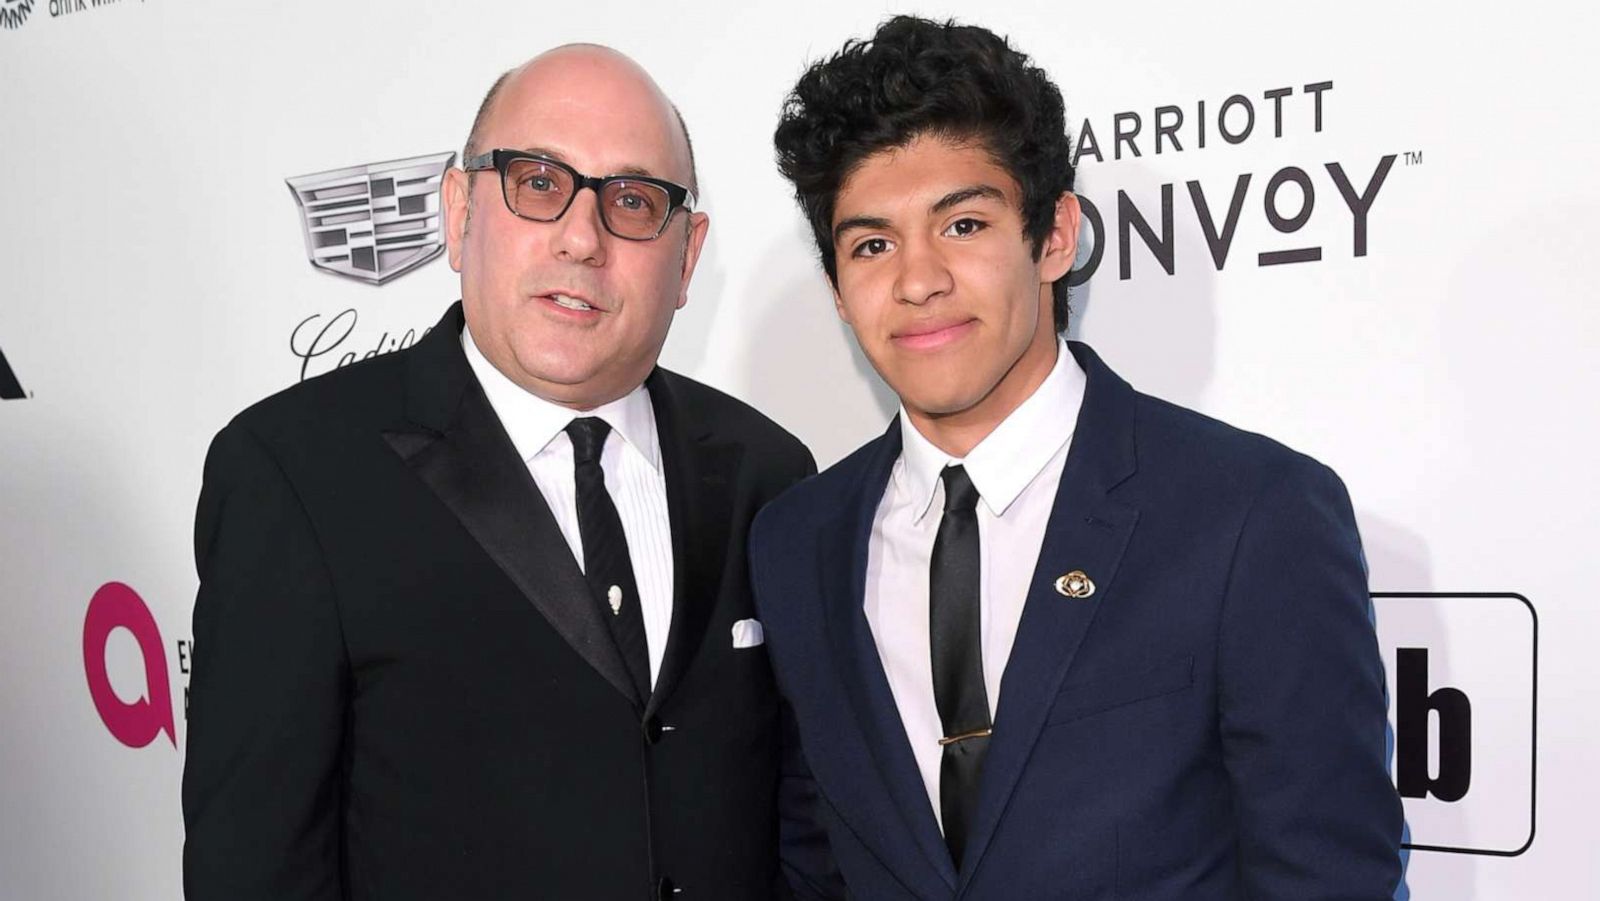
[930,464,991,868]
[566,417,652,704]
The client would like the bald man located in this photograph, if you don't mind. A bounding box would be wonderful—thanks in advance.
[182,47,814,901]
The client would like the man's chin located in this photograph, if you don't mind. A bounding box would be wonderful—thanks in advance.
[499,350,602,398]
[509,344,596,379]
[895,384,994,422]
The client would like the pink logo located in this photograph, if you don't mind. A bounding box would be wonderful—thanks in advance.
[83,582,175,748]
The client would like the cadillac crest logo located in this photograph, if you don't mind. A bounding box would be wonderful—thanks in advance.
[286,152,455,285]
[0,0,35,29]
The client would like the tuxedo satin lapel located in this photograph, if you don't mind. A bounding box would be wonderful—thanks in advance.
[644,371,740,719]
[382,303,640,706]
[956,341,1142,889]
[819,425,960,894]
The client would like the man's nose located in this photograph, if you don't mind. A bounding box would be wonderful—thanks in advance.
[549,187,607,266]
[893,237,954,306]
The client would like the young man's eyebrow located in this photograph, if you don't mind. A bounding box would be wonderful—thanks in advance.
[832,185,1006,244]
[930,184,1007,214]
[833,215,893,244]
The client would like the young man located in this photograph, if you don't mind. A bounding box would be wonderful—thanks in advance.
[754,17,1403,900]
[183,47,813,900]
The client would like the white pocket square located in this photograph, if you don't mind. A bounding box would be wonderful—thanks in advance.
[731,618,765,649]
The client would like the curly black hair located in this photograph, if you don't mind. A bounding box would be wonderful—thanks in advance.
[774,15,1077,331]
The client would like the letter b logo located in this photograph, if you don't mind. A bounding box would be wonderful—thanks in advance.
[1373,593,1535,856]
[1396,648,1471,801]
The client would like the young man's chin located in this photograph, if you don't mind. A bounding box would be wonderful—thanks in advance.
[898,381,996,422]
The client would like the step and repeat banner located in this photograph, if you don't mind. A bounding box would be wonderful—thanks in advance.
[2,1,1594,897]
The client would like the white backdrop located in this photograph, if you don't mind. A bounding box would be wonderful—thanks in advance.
[2,0,1596,897]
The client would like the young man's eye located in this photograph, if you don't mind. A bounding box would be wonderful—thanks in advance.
[852,237,892,258]
[944,218,986,238]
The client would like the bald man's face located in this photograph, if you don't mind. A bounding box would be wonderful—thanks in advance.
[443,49,708,409]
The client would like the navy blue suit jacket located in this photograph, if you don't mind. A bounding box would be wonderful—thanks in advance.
[750,343,1403,900]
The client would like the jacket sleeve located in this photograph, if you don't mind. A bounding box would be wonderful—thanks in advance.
[1217,456,1404,899]
[749,499,847,901]
[182,422,348,901]
[774,694,848,901]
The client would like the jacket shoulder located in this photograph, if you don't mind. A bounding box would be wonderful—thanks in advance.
[653,368,814,471]
[221,346,409,451]
[753,430,885,539]
[1131,390,1341,494]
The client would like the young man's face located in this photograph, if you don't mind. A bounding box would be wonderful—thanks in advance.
[829,135,1079,441]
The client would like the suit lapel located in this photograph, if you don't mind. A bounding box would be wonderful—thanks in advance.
[819,423,960,896]
[956,342,1142,890]
[381,303,640,706]
[643,369,740,719]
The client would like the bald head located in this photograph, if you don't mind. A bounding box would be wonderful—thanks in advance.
[442,42,713,411]
[463,45,698,193]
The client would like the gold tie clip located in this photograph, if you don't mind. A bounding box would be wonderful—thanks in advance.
[938,728,993,746]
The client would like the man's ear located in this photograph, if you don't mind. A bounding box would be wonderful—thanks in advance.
[831,281,853,325]
[675,211,711,310]
[1037,192,1082,284]
[443,168,471,272]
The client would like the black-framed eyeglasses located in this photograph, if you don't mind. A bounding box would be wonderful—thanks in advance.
[463,149,697,241]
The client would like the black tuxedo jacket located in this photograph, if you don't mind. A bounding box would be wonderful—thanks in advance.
[182,302,815,901]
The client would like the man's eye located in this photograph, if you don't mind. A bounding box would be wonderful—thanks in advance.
[853,237,892,258]
[523,175,556,192]
[945,218,986,238]
[614,192,655,212]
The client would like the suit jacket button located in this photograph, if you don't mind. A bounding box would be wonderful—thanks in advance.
[656,876,677,898]
[643,716,663,744]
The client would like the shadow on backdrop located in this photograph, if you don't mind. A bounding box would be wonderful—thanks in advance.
[1067,164,1218,416]
[1361,511,1455,900]
[730,224,897,467]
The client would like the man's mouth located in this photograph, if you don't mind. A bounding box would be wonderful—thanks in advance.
[892,318,976,350]
[548,293,596,312]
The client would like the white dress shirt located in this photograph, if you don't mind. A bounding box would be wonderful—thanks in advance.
[462,327,675,686]
[863,340,1087,827]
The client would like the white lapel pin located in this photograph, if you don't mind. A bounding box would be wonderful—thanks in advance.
[1055,570,1095,599]
[607,584,623,616]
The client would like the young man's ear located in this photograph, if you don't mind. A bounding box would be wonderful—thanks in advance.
[1037,192,1082,284]
[831,279,854,325]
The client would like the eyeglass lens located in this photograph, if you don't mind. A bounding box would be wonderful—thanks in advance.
[503,158,673,239]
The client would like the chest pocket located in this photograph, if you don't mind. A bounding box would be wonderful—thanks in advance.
[1045,654,1194,726]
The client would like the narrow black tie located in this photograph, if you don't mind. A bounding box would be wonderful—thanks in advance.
[566,417,651,704]
[930,464,990,869]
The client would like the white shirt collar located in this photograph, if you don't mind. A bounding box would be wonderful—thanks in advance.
[896,339,1087,523]
[461,324,661,471]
